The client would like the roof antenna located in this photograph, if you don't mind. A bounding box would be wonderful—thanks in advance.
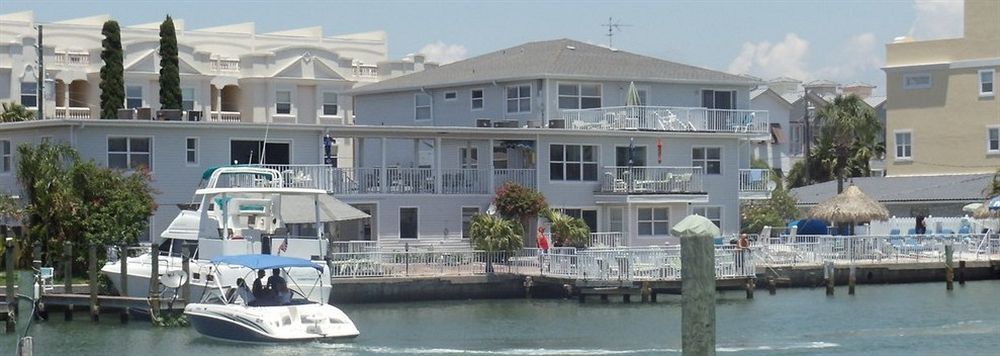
[601,17,631,48]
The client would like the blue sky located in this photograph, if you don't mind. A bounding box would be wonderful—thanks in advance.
[1,0,965,94]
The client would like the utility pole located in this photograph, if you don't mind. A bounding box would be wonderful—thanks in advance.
[36,24,44,121]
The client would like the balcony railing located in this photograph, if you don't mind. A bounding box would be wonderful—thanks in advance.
[54,107,92,119]
[600,166,704,194]
[54,52,90,66]
[257,165,537,195]
[558,106,768,134]
[589,232,625,248]
[352,65,378,79]
[738,168,774,199]
[210,59,240,73]
[209,111,241,122]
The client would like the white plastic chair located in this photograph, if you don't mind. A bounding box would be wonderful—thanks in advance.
[39,267,55,292]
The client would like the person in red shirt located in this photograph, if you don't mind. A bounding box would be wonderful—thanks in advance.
[536,226,550,253]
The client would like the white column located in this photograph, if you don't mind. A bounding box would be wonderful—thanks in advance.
[380,137,387,193]
[435,137,442,194]
[488,138,496,192]
[314,195,323,254]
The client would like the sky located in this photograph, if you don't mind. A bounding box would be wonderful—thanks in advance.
[0,0,966,95]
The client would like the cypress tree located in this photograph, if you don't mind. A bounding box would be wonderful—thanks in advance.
[158,15,182,110]
[99,20,124,119]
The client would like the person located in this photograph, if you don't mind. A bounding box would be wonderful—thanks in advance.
[536,226,550,253]
[267,268,290,304]
[915,216,927,235]
[235,278,255,306]
[252,269,267,299]
[735,233,750,272]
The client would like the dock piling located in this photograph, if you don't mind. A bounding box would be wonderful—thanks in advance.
[88,244,99,322]
[149,243,160,319]
[767,277,776,295]
[944,244,954,291]
[680,226,716,355]
[641,281,651,303]
[958,260,966,285]
[63,241,73,321]
[182,250,191,303]
[824,261,835,296]
[119,245,129,324]
[848,264,856,295]
[4,238,15,333]
[745,278,754,299]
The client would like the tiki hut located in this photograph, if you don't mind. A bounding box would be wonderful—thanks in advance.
[808,185,889,235]
[972,201,998,219]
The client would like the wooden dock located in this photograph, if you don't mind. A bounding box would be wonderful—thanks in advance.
[530,275,757,303]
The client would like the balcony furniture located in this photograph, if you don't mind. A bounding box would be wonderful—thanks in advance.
[117,108,136,120]
[187,110,203,122]
[731,112,756,132]
[527,121,541,128]
[547,119,565,128]
[476,119,492,127]
[157,109,182,121]
[137,107,153,120]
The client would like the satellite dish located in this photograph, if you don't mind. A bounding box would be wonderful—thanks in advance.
[160,269,188,289]
[486,204,497,216]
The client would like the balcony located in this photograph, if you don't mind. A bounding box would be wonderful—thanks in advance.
[258,165,536,195]
[209,111,241,122]
[210,59,240,73]
[54,107,92,119]
[599,166,704,194]
[738,169,775,200]
[589,232,625,248]
[54,52,90,66]
[558,106,768,134]
[352,65,379,80]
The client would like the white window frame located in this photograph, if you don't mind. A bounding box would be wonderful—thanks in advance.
[637,207,670,237]
[894,130,912,161]
[471,88,484,111]
[185,137,199,166]
[20,81,38,108]
[691,206,723,231]
[275,90,293,115]
[321,91,339,117]
[1,140,11,174]
[460,147,479,169]
[559,208,598,233]
[506,84,531,114]
[549,144,598,182]
[692,146,722,175]
[557,82,602,110]
[903,72,932,90]
[107,136,153,171]
[414,93,432,121]
[979,69,995,97]
[461,206,479,239]
[987,126,1000,154]
[125,85,144,109]
[181,87,196,112]
[444,91,457,101]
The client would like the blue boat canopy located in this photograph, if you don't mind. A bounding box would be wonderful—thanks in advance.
[211,254,323,271]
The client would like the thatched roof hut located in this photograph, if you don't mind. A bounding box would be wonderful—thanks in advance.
[808,185,889,223]
[972,201,998,219]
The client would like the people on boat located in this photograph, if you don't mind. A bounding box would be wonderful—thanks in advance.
[252,269,267,300]
[268,268,291,304]
[234,278,256,306]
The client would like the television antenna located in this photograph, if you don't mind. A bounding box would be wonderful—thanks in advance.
[601,17,631,48]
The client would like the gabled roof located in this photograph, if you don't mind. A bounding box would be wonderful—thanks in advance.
[349,39,758,95]
[791,174,993,205]
[804,79,839,87]
[751,87,793,106]
[863,95,887,108]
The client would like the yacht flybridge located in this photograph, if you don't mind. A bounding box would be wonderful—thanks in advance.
[101,166,369,302]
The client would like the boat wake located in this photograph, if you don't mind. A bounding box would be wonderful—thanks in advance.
[716,341,839,352]
[313,341,839,354]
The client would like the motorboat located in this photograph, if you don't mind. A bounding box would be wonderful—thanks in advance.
[102,166,369,303]
[184,254,360,342]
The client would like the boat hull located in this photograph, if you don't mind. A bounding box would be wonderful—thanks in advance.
[185,303,360,342]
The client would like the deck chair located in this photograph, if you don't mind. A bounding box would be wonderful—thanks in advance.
[39,267,55,292]
[731,112,755,132]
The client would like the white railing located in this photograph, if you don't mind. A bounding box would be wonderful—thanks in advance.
[600,166,704,193]
[589,232,624,248]
[210,59,240,73]
[869,217,999,236]
[440,168,489,194]
[54,107,92,119]
[494,168,536,190]
[55,52,90,66]
[352,65,379,79]
[755,234,1000,266]
[209,111,241,122]
[543,246,754,281]
[558,106,768,134]
[386,168,435,194]
[329,249,542,278]
[739,168,773,193]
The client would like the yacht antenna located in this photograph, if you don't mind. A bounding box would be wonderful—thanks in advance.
[259,117,272,164]
[601,17,631,48]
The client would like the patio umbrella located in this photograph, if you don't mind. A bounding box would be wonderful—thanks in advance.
[625,81,642,106]
[671,214,721,239]
[808,185,889,235]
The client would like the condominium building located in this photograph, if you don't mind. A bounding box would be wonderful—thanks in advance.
[883,0,999,176]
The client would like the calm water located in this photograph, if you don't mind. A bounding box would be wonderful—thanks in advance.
[3,281,999,355]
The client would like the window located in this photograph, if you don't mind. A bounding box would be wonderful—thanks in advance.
[417,140,434,168]
[549,144,597,181]
[790,123,804,155]
[186,137,198,165]
[692,147,721,175]
[181,88,195,111]
[230,140,290,165]
[562,208,598,233]
[126,85,143,109]
[903,73,932,90]
[615,146,647,167]
[636,89,648,106]
[492,147,508,169]
[444,91,457,101]
[638,207,670,237]
[471,89,484,110]
[415,93,432,120]
[275,91,291,115]
[20,82,37,108]
[979,69,995,96]
[988,128,999,153]
[108,137,152,170]
[895,131,912,160]
[701,90,736,109]
[400,207,418,239]
[609,207,624,233]
[461,207,479,239]
[1,140,11,173]
[506,84,531,114]
[692,206,722,231]
[557,83,602,109]
[322,92,338,116]
[460,147,478,169]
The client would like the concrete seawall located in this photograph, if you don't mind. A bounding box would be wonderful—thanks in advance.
[762,260,1000,287]
[331,274,527,303]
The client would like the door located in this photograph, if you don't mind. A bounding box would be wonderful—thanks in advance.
[399,207,418,239]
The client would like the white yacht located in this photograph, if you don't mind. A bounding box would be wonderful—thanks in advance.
[184,254,360,342]
[101,166,369,303]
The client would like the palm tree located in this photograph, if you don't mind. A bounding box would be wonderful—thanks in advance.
[1,102,34,122]
[815,94,880,193]
[540,209,591,248]
[469,214,523,273]
[16,142,82,266]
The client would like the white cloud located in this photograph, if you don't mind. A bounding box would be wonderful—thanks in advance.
[814,33,882,80]
[417,41,468,64]
[727,33,811,80]
[908,0,963,40]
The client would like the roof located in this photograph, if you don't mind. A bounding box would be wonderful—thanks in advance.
[804,79,839,87]
[349,39,758,95]
[791,174,994,205]
[768,76,802,84]
[843,81,876,88]
[751,87,793,106]
[863,95,887,108]
[211,254,323,271]
[280,194,370,223]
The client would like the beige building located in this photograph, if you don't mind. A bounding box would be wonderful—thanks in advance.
[883,0,1000,176]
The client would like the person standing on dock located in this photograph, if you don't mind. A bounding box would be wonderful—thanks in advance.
[736,233,750,273]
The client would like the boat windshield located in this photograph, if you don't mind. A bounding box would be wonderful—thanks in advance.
[158,238,198,259]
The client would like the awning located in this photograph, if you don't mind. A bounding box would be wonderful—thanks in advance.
[212,254,322,271]
[770,123,786,144]
[279,194,369,223]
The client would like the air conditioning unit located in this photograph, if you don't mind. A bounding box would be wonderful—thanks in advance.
[476,119,492,127]
[137,107,153,120]
[157,109,182,121]
[547,119,565,129]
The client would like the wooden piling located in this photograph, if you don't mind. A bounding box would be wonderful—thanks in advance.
[848,264,856,296]
[958,260,966,285]
[824,261,835,296]
[745,278,754,299]
[622,294,631,303]
[641,281,651,303]
[5,238,15,333]
[944,244,954,291]
[88,244,99,322]
[767,277,776,295]
[680,231,716,355]
[182,251,191,303]
[149,243,160,319]
[63,241,73,321]
[18,336,33,356]
[119,245,129,323]
[600,294,609,303]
